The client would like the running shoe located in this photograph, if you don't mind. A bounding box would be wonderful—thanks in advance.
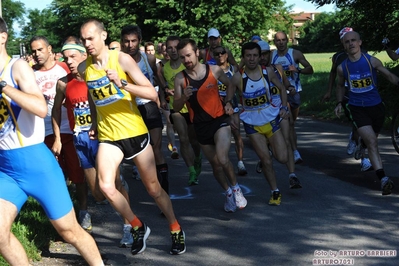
[120,225,133,248]
[237,161,248,176]
[79,212,92,233]
[268,191,282,206]
[188,171,199,186]
[289,175,302,189]
[294,150,303,164]
[224,192,237,213]
[233,186,247,209]
[170,230,186,255]
[171,147,179,159]
[194,154,202,177]
[346,132,357,155]
[256,160,262,173]
[131,223,151,255]
[381,176,394,196]
[354,137,366,160]
[168,143,173,152]
[360,158,372,172]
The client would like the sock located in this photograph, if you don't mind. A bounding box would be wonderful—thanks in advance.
[124,223,132,228]
[169,220,181,233]
[157,163,169,194]
[188,166,196,174]
[232,183,240,191]
[129,216,142,229]
[289,172,296,178]
[225,187,232,195]
[375,169,385,180]
[271,189,280,194]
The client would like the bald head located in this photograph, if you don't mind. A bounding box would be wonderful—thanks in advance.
[109,41,121,51]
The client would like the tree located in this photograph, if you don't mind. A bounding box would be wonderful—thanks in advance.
[307,0,399,51]
[1,0,25,55]
[21,0,294,57]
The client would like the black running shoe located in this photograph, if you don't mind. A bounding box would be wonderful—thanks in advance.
[289,176,302,189]
[170,230,186,255]
[130,223,151,255]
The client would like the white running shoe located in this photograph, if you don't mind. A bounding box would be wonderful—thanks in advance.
[360,158,372,172]
[294,150,303,164]
[347,133,357,155]
[233,186,247,209]
[120,225,133,248]
[224,192,237,213]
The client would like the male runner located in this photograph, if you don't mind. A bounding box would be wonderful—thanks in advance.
[174,38,247,212]
[335,31,399,196]
[79,19,185,255]
[160,35,202,186]
[272,31,314,164]
[231,42,290,205]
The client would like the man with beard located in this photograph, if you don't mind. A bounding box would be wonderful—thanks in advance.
[174,38,247,213]
[79,19,186,255]
[159,35,202,186]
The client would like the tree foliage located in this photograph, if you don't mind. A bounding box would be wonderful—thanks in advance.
[308,0,399,51]
[19,0,293,55]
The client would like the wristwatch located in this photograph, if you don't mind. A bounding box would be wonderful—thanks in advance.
[0,80,7,94]
[120,79,128,87]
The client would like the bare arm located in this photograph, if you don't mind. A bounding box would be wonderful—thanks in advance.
[107,52,158,102]
[3,59,47,118]
[323,56,338,102]
[173,71,187,112]
[51,79,67,155]
[293,49,314,75]
[334,65,346,117]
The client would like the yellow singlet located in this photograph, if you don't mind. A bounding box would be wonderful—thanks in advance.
[163,61,189,113]
[84,50,148,141]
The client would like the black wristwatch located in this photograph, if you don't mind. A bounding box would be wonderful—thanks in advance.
[0,80,7,94]
[120,79,128,87]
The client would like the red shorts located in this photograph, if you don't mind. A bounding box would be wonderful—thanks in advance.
[44,134,85,184]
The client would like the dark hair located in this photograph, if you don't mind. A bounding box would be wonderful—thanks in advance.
[213,46,226,52]
[166,36,181,47]
[241,42,261,57]
[145,41,154,49]
[0,17,8,33]
[121,25,142,41]
[176,38,197,52]
[29,36,50,47]
[81,18,105,32]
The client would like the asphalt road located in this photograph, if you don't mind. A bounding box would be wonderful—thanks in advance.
[38,117,399,266]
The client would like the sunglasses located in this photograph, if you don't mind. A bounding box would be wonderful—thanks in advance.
[213,51,227,57]
[109,47,118,50]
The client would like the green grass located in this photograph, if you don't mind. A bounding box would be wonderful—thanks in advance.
[299,51,399,129]
[0,187,79,265]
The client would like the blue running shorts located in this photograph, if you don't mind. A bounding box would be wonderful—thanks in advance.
[73,131,99,169]
[0,143,73,220]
